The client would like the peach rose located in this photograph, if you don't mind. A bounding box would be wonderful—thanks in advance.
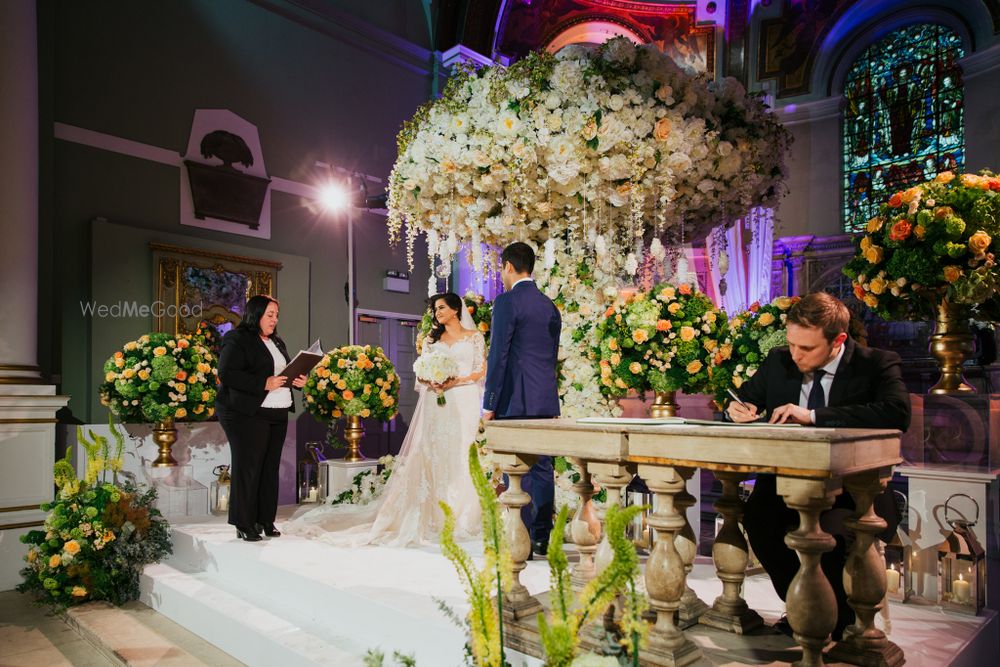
[864,245,885,264]
[654,117,672,141]
[943,265,962,282]
[49,554,61,568]
[914,224,927,240]
[63,540,81,555]
[679,326,696,342]
[863,294,879,308]
[175,407,187,419]
[153,346,167,357]
[686,360,703,374]
[757,312,775,327]
[936,171,955,184]
[656,319,671,332]
[629,362,642,374]
[632,329,649,344]
[866,217,885,233]
[659,287,676,301]
[868,277,887,295]
[774,296,793,310]
[667,302,681,314]
[608,338,619,351]
[678,284,692,295]
[969,231,992,257]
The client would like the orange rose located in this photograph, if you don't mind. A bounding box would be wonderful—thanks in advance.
[64,540,81,555]
[934,206,954,219]
[679,326,696,342]
[888,192,903,208]
[114,351,123,359]
[653,117,672,141]
[866,217,884,233]
[889,220,912,242]
[342,390,355,400]
[678,284,692,295]
[686,360,703,374]
[604,306,615,318]
[943,266,962,282]
[900,186,921,204]
[935,171,955,184]
[467,306,475,314]
[990,178,1000,192]
[656,319,671,332]
[175,370,188,381]
[632,329,649,344]
[853,283,865,300]
[914,224,926,239]
[177,338,190,349]
[969,231,992,257]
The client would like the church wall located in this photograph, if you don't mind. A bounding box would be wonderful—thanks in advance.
[37,0,433,422]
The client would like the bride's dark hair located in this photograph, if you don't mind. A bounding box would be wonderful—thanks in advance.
[427,292,464,344]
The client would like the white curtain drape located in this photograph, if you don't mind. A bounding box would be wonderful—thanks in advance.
[706,207,775,314]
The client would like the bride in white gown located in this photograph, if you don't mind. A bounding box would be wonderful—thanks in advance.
[284,292,486,547]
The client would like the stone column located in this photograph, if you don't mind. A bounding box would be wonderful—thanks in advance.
[0,0,42,383]
[828,469,905,667]
[778,476,841,667]
[674,468,709,628]
[569,457,601,589]
[638,464,701,666]
[495,453,542,620]
[700,471,763,633]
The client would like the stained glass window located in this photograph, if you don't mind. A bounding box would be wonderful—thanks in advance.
[842,24,965,232]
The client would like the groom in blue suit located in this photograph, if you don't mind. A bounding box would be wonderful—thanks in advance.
[483,242,561,557]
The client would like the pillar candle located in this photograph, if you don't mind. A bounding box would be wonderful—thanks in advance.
[953,575,971,604]
[886,566,900,594]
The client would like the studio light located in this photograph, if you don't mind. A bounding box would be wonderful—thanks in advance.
[318,183,349,211]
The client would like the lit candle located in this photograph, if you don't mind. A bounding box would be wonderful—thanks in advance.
[885,565,900,594]
[307,487,318,502]
[952,573,971,604]
[218,494,229,511]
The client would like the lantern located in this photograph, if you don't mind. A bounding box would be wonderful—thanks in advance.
[210,464,231,515]
[882,490,913,603]
[298,441,325,503]
[936,493,985,615]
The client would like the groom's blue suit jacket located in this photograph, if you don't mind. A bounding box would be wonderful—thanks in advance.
[483,280,561,418]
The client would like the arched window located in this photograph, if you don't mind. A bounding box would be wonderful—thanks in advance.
[842,24,965,232]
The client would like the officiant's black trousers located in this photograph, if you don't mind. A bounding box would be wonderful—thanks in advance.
[743,474,855,637]
[218,404,288,529]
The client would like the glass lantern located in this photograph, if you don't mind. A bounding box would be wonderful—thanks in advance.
[210,464,231,515]
[936,493,985,615]
[882,490,913,603]
[297,442,326,503]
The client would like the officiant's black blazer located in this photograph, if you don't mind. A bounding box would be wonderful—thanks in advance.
[736,337,911,431]
[216,327,293,417]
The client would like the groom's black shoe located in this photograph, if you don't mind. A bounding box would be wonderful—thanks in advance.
[530,539,548,559]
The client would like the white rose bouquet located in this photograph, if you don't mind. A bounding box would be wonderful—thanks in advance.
[413,350,460,406]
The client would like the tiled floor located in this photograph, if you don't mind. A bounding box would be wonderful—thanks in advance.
[0,590,112,667]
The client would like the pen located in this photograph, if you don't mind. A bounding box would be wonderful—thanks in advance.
[726,388,748,409]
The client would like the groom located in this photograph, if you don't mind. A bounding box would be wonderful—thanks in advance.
[483,242,562,557]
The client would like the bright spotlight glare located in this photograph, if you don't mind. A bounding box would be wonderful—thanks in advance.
[318,184,349,211]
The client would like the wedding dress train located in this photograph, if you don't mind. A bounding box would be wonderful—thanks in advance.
[284,332,486,547]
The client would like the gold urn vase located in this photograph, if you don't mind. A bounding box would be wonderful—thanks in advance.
[928,300,976,394]
[343,415,366,462]
[648,390,679,418]
[152,417,178,467]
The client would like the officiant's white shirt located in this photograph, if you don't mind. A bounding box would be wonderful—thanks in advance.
[261,337,293,408]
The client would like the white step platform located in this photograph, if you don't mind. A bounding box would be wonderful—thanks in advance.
[142,509,998,667]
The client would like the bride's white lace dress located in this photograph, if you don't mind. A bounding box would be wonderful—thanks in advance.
[284,331,485,547]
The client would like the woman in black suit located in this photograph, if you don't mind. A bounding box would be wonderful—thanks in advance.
[216,295,306,541]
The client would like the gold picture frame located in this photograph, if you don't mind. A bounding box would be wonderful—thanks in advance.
[151,242,282,336]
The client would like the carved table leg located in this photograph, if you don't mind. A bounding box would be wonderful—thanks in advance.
[828,469,905,667]
[675,467,710,629]
[589,463,635,575]
[778,476,841,667]
[700,471,764,633]
[496,453,542,620]
[638,464,702,666]
[569,457,601,589]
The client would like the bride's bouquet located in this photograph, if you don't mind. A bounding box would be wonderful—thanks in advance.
[413,350,459,406]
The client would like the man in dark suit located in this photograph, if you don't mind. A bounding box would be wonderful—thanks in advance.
[728,292,911,639]
[483,242,562,556]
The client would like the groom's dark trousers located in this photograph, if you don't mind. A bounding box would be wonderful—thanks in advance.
[484,280,562,546]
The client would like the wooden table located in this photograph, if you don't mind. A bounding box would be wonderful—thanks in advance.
[486,419,904,667]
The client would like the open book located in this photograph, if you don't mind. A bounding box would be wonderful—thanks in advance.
[576,416,804,428]
[278,339,324,380]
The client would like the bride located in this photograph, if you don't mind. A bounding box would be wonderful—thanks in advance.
[284,292,486,547]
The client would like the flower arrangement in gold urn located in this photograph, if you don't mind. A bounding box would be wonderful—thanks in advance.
[99,328,218,424]
[593,283,727,397]
[302,345,400,422]
[843,170,1000,320]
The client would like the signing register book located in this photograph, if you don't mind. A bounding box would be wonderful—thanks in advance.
[278,339,324,380]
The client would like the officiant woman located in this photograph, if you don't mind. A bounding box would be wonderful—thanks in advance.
[216,295,306,542]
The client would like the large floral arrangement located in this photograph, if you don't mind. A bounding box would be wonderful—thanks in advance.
[710,296,799,401]
[18,422,171,608]
[302,345,400,422]
[416,291,493,354]
[594,283,726,397]
[388,38,790,276]
[844,170,1000,320]
[99,330,218,423]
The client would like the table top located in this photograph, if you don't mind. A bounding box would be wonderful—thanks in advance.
[485,418,903,479]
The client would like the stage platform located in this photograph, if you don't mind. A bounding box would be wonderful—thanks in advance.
[140,507,998,666]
